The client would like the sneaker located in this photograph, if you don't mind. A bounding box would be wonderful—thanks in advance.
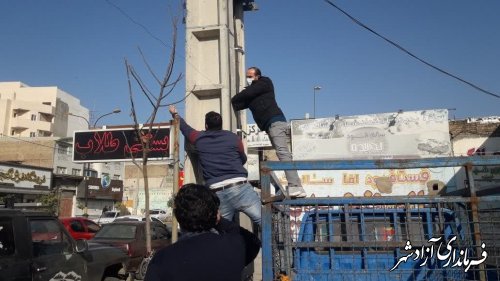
[288,186,307,198]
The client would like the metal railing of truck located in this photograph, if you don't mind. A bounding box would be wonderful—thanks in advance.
[260,156,500,281]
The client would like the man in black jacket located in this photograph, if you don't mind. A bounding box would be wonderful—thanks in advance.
[232,67,306,198]
[145,184,261,281]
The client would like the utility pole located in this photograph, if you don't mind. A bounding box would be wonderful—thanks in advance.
[313,86,321,118]
[183,0,257,184]
[171,117,180,242]
[183,1,259,279]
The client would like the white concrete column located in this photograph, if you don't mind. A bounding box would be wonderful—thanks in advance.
[184,0,249,184]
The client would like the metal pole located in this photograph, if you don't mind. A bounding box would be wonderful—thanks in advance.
[313,88,316,118]
[261,167,273,280]
[93,109,121,128]
[171,117,180,242]
[313,86,321,118]
[84,162,90,216]
[465,163,486,281]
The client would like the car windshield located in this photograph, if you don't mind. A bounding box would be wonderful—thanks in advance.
[115,217,139,222]
[102,212,118,218]
[84,220,101,233]
[149,210,160,215]
[94,224,136,239]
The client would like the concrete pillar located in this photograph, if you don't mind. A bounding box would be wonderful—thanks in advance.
[184,0,249,184]
[184,3,259,278]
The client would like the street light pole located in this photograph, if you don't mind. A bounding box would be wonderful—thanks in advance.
[313,86,321,118]
[68,109,121,216]
[92,109,121,128]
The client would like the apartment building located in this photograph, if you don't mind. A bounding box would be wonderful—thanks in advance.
[0,82,126,216]
[0,81,89,138]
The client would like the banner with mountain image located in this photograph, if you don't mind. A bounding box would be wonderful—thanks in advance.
[291,109,451,160]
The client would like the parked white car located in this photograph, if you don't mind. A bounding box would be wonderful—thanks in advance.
[148,209,169,221]
[114,215,164,225]
[96,211,121,225]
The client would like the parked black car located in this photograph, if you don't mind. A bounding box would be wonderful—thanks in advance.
[0,209,129,281]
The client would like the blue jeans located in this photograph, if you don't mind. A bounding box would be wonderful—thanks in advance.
[215,182,261,225]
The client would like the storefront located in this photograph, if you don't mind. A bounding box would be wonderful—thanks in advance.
[0,162,52,205]
[76,176,123,219]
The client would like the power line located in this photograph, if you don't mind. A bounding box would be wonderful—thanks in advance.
[104,0,218,90]
[105,0,169,47]
[322,0,500,99]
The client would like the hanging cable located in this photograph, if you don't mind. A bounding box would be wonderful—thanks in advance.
[322,0,500,99]
[105,0,219,91]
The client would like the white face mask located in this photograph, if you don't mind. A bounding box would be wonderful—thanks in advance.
[246,78,253,86]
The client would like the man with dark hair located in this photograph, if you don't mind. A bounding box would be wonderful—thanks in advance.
[173,183,220,232]
[204,111,223,130]
[169,105,261,225]
[232,67,307,198]
[145,184,261,281]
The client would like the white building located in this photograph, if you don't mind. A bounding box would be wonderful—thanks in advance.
[0,82,126,217]
[0,81,89,138]
[123,161,174,218]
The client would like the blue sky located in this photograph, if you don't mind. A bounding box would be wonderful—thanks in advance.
[1,0,499,127]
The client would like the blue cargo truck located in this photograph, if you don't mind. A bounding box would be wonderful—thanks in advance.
[295,207,467,281]
[260,156,500,281]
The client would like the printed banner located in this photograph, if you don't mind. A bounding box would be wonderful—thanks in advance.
[274,167,457,198]
[291,109,451,160]
[0,164,51,189]
[247,152,260,181]
[246,124,272,148]
[73,127,172,162]
[137,188,172,215]
[80,177,123,201]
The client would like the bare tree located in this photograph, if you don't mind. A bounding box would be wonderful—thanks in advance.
[124,19,182,254]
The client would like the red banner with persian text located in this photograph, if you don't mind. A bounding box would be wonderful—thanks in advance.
[73,127,172,162]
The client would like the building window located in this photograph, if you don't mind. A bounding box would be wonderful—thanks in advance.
[39,113,53,123]
[31,114,37,121]
[113,174,120,180]
[72,169,81,176]
[85,170,98,178]
[58,144,70,155]
[56,166,67,174]
[29,132,36,137]
[38,130,52,137]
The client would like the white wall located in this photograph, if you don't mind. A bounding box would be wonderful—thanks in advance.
[0,82,89,138]
[452,136,500,190]
[57,88,89,136]
[452,137,500,156]
[91,162,125,180]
